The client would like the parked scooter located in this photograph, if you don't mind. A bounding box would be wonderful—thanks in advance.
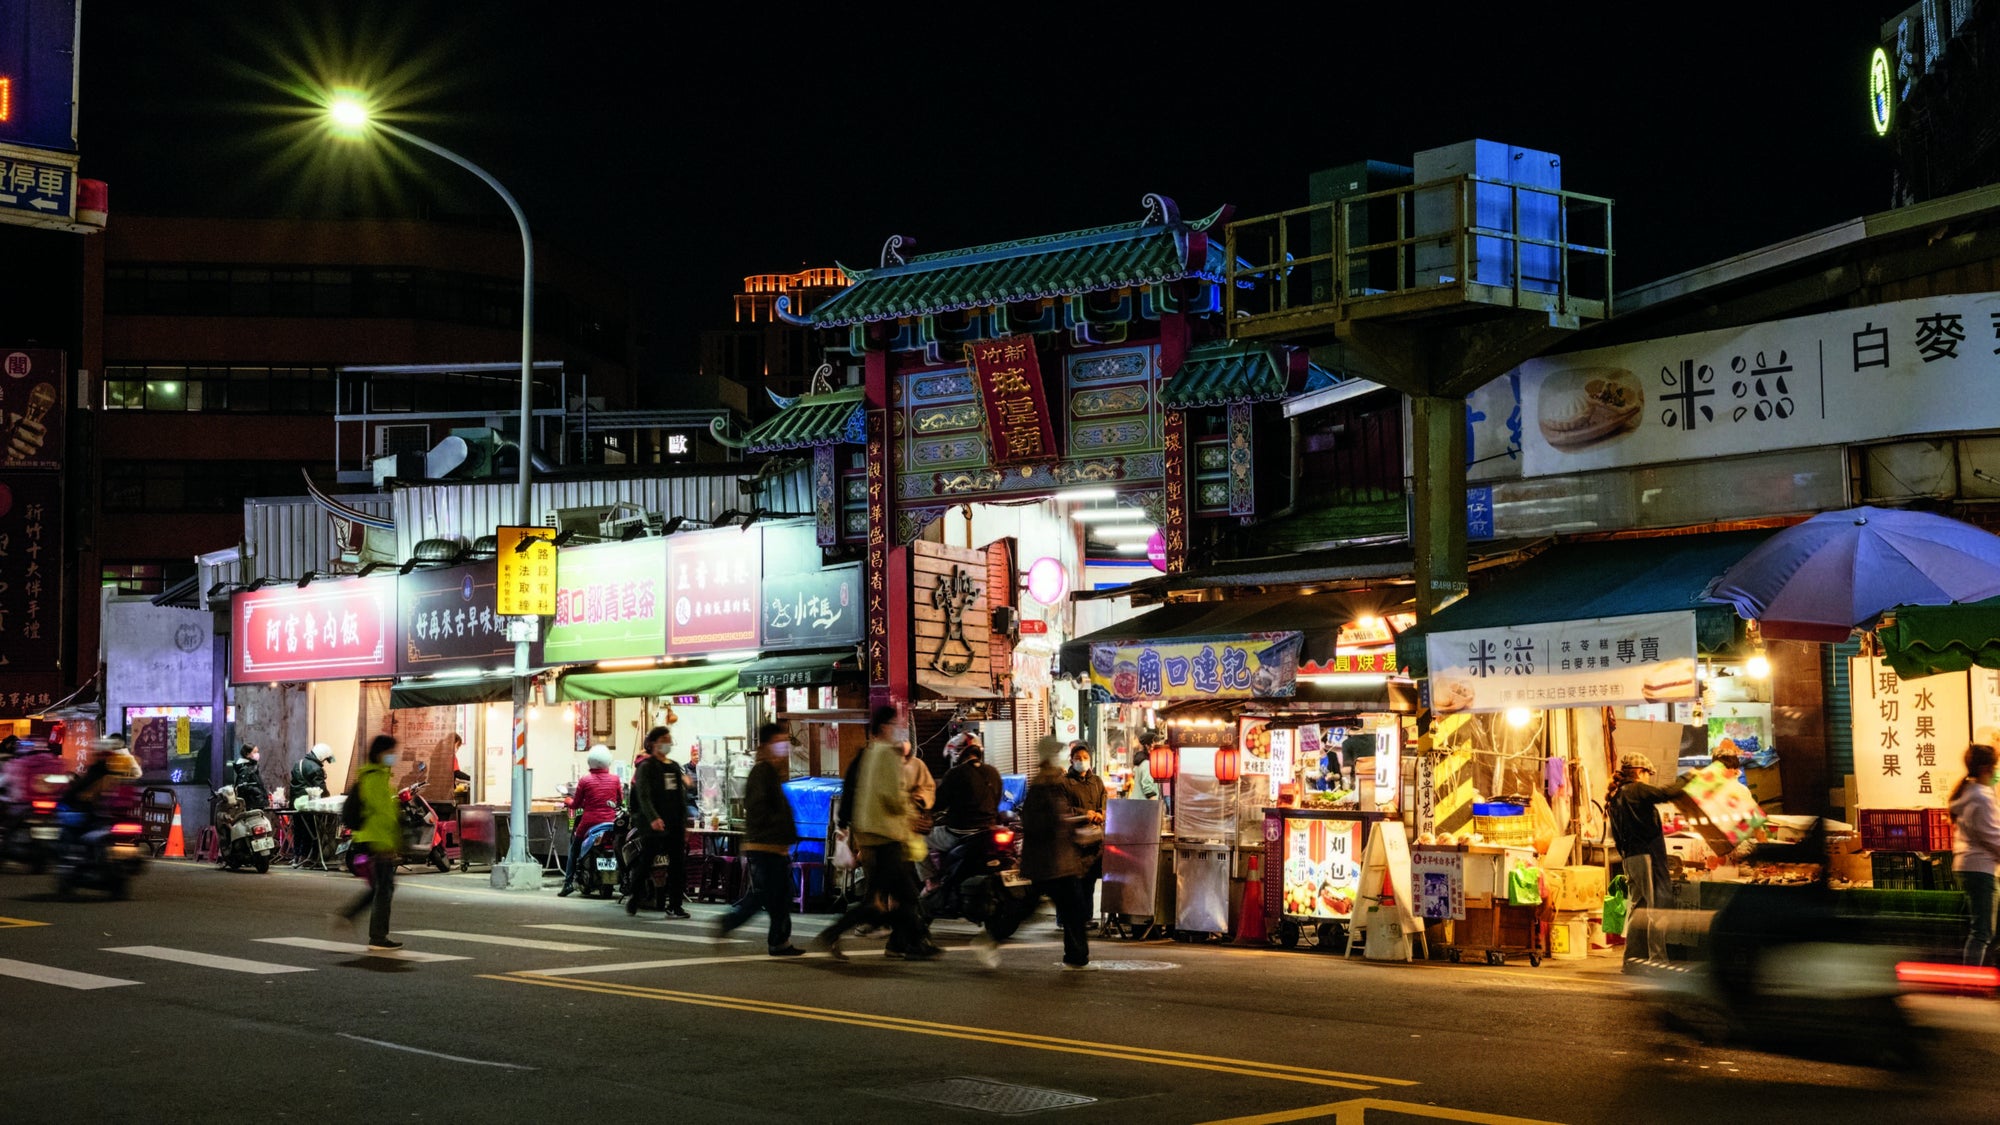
[920,818,1025,923]
[397,779,452,873]
[574,819,622,898]
[211,784,278,873]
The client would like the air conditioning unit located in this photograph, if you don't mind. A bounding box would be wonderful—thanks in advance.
[374,423,431,458]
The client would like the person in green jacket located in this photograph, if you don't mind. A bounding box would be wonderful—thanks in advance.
[337,735,404,951]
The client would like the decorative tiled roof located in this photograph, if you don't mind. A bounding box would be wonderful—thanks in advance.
[1160,340,1295,408]
[803,201,1230,328]
[741,387,865,453]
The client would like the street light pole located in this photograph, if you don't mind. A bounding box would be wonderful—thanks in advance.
[352,116,542,891]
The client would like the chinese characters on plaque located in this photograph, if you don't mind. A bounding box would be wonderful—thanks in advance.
[865,409,890,685]
[232,578,397,684]
[1424,611,1697,713]
[965,336,1058,467]
[1849,657,1972,809]
[1161,409,1189,573]
[665,526,761,653]
[496,525,559,616]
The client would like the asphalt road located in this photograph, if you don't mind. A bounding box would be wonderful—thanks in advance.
[2,859,1998,1125]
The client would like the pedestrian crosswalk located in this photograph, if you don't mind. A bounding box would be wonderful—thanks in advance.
[0,914,987,989]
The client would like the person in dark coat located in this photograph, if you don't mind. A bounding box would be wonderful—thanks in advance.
[717,723,805,955]
[626,726,691,918]
[1607,752,1690,913]
[231,746,270,810]
[975,737,1092,971]
[288,744,335,866]
[1063,743,1108,922]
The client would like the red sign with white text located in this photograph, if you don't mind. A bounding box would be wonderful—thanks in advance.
[665,526,762,655]
[967,336,1059,467]
[231,577,398,684]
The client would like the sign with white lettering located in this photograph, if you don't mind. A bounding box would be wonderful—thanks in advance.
[232,577,397,684]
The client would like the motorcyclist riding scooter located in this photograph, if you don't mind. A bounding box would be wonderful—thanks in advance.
[53,735,147,898]
[921,737,1022,923]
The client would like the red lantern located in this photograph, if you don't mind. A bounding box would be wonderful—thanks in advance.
[1213,746,1241,784]
[1150,745,1178,782]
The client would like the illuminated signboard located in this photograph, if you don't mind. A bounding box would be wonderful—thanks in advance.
[496,525,558,617]
[0,0,79,154]
[1869,46,1893,136]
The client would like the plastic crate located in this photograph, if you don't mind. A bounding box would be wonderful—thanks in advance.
[1473,802,1526,818]
[1871,851,1957,891]
[1473,814,1531,847]
[1858,808,1954,853]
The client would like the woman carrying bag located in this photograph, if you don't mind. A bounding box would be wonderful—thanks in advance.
[1949,743,2000,967]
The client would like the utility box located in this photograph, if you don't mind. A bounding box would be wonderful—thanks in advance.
[1412,140,1562,292]
[1307,160,1413,301]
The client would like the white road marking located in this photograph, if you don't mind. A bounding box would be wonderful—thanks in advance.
[398,929,611,953]
[336,1032,536,1070]
[255,937,468,963]
[0,957,141,990]
[104,946,313,975]
[525,924,750,945]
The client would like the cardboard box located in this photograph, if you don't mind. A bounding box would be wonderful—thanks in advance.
[1745,765,1783,807]
[1831,851,1873,885]
[1546,865,1608,910]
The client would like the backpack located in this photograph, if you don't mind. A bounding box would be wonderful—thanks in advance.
[339,776,364,831]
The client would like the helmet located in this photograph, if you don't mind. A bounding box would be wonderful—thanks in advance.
[585,745,614,770]
[311,743,335,764]
[1618,752,1655,776]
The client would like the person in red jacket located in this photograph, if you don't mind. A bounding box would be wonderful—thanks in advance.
[559,745,623,897]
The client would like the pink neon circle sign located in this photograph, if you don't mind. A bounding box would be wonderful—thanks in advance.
[1146,530,1167,571]
[1024,556,1068,606]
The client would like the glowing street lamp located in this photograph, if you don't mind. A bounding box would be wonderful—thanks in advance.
[324,91,543,892]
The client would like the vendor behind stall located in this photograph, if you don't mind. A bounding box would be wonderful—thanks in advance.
[1607,752,1690,915]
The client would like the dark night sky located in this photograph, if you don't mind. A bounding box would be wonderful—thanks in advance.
[78,2,1903,391]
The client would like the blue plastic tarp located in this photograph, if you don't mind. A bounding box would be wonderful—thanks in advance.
[1001,774,1027,815]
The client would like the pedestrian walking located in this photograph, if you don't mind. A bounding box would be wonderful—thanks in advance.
[814,705,937,961]
[974,736,1092,971]
[717,723,806,956]
[1949,743,2000,966]
[558,744,621,897]
[335,735,403,951]
[627,726,692,918]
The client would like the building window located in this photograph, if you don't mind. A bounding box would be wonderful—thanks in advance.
[101,364,338,414]
[101,563,165,596]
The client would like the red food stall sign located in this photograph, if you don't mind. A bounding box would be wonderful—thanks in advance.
[966,335,1058,467]
[665,525,762,654]
[232,577,397,684]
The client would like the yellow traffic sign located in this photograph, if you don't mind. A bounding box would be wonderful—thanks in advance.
[497,526,559,617]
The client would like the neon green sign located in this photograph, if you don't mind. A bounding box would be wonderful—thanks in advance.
[1869,46,1893,137]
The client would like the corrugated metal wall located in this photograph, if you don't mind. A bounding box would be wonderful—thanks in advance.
[389,464,813,558]
[242,495,394,583]
[1825,638,1861,784]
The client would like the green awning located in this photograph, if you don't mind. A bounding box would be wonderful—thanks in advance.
[1876,598,2000,679]
[559,663,745,701]
[1160,340,1293,408]
[1396,530,1775,677]
[390,676,515,710]
[803,210,1230,327]
[739,651,861,689]
[741,387,865,453]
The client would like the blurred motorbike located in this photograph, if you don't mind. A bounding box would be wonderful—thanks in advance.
[1630,820,1935,1068]
[921,818,1025,924]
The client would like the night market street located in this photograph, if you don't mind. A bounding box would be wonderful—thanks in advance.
[2,861,1997,1125]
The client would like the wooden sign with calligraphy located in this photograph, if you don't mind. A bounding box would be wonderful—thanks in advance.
[966,336,1059,467]
[865,409,890,686]
[1162,409,1190,573]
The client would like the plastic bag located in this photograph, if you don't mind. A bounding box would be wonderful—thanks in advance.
[1530,789,1559,854]
[1506,862,1543,906]
[1602,873,1629,935]
[831,828,857,870]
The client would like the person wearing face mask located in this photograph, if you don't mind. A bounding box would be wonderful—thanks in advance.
[335,735,404,951]
[627,726,692,918]
[1064,743,1108,923]
[716,723,806,955]
[231,745,271,811]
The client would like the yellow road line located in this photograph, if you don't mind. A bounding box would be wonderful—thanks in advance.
[1199,1095,1568,1125]
[482,971,1415,1090]
[0,917,49,929]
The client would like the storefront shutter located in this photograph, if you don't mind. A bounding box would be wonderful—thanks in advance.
[1823,638,1861,783]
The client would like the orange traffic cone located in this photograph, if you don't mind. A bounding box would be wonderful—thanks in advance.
[1234,853,1269,945]
[163,803,186,858]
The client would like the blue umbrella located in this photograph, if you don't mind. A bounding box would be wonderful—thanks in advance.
[1705,506,2000,642]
